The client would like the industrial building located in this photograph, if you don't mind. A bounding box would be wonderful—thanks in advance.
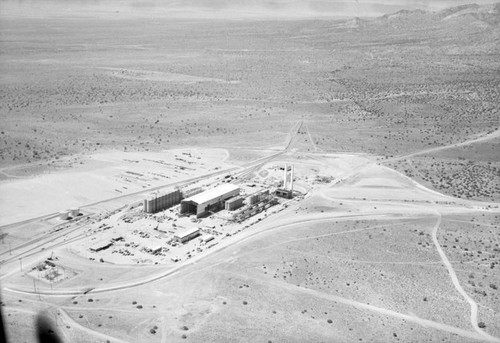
[201,235,215,244]
[90,241,113,252]
[144,189,182,213]
[275,189,293,198]
[225,196,244,211]
[248,189,270,205]
[180,184,240,217]
[174,227,200,243]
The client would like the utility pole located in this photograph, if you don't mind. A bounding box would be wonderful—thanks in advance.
[19,257,22,272]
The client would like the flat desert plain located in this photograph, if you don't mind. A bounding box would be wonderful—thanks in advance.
[1,2,500,343]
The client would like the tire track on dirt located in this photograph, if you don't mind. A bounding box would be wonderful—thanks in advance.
[430,210,500,342]
[386,128,500,162]
[58,308,128,343]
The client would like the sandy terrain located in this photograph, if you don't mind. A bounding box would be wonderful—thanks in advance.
[1,2,500,343]
[0,148,232,226]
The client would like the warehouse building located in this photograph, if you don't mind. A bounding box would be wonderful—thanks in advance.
[180,184,240,217]
[90,241,113,252]
[201,234,215,244]
[174,227,200,244]
[144,189,182,214]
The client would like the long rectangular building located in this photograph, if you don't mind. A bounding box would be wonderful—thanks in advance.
[174,227,200,243]
[180,184,240,218]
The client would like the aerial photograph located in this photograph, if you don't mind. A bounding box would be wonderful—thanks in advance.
[0,0,499,342]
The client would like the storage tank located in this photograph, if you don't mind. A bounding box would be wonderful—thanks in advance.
[59,211,69,220]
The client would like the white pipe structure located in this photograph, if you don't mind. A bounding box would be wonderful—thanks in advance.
[290,165,294,191]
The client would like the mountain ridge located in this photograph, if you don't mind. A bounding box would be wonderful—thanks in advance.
[1,0,499,20]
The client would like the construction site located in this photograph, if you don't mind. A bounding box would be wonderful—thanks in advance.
[69,163,299,265]
[1,120,500,343]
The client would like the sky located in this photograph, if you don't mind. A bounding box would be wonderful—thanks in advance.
[0,0,498,19]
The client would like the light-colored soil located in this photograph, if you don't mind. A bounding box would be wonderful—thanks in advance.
[0,148,231,226]
[2,4,500,343]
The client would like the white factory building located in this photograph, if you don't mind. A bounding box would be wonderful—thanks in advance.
[180,184,240,218]
[174,227,200,244]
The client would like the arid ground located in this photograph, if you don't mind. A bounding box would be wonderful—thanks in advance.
[1,2,500,342]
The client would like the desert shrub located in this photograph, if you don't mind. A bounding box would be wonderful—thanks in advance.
[478,322,486,328]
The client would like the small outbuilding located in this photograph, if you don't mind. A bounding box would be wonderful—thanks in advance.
[70,208,80,217]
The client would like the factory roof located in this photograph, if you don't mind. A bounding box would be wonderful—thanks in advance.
[225,195,243,204]
[174,227,200,239]
[182,184,239,204]
[147,188,179,199]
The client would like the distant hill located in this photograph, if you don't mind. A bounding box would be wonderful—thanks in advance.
[1,0,499,20]
[360,2,500,29]
[437,2,500,25]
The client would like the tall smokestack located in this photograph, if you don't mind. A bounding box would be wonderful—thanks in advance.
[283,163,288,189]
[290,165,294,191]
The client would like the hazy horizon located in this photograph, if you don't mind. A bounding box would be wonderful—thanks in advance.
[1,0,499,19]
